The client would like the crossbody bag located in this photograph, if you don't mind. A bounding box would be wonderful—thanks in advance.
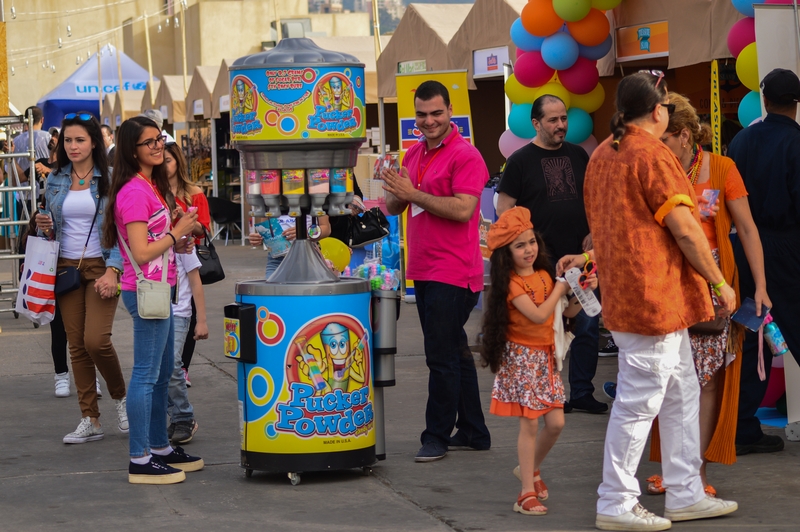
[117,233,171,320]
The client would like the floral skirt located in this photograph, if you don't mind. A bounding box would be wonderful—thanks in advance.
[490,341,565,419]
[690,248,732,388]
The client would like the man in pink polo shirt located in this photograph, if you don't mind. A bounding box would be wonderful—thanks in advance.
[382,80,491,462]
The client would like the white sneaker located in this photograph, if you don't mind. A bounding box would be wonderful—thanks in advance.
[54,372,70,398]
[664,495,737,522]
[96,378,102,398]
[63,417,104,444]
[596,504,672,531]
[114,397,129,433]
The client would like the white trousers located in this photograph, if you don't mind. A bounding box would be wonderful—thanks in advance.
[597,329,705,516]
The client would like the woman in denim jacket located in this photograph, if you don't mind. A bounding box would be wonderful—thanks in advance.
[35,112,128,445]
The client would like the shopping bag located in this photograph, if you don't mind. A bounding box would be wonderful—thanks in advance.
[15,236,59,325]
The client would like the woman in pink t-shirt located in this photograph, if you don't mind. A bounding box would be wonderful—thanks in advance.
[102,116,202,485]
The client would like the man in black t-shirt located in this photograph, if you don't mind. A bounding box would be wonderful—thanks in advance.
[496,94,607,414]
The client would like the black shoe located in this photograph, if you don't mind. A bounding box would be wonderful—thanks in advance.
[448,431,490,451]
[736,434,784,455]
[415,441,447,462]
[599,337,619,357]
[566,394,608,414]
[167,422,176,441]
[172,420,198,444]
[129,457,186,485]
[159,446,205,472]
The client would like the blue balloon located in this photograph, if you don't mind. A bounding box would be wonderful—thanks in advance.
[565,108,593,144]
[579,34,613,61]
[508,104,537,139]
[738,90,762,127]
[732,0,765,18]
[541,32,580,71]
[511,18,545,52]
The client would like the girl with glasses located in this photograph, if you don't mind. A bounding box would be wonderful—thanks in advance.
[34,111,129,444]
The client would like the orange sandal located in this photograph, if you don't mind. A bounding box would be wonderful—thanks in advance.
[646,475,666,495]
[513,491,547,515]
[533,469,549,501]
[704,485,716,497]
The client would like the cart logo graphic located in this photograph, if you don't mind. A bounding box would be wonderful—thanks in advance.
[307,72,361,133]
[231,75,263,135]
[274,314,373,438]
[256,306,286,346]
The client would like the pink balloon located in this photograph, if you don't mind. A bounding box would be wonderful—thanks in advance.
[516,47,526,59]
[727,17,755,58]
[558,57,599,95]
[515,51,556,88]
[579,135,599,157]
[499,129,533,158]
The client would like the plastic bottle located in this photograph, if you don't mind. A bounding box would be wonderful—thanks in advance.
[763,314,789,357]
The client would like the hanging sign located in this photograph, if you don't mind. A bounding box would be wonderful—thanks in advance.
[616,21,669,62]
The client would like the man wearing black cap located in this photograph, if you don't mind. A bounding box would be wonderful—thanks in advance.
[727,68,800,456]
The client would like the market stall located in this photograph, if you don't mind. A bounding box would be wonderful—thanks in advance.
[184,66,220,204]
[141,80,161,113]
[113,90,146,128]
[154,74,192,132]
[100,95,115,128]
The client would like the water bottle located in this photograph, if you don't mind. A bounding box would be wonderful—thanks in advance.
[763,314,789,357]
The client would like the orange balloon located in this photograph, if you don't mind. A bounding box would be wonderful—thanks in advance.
[566,9,610,47]
[522,0,564,38]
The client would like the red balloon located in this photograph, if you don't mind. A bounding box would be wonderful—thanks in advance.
[522,0,564,38]
[727,17,755,58]
[558,57,599,95]
[515,51,556,88]
[566,9,610,47]
[516,47,526,59]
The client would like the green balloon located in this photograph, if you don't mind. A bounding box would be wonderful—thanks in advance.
[553,0,592,22]
[591,0,622,10]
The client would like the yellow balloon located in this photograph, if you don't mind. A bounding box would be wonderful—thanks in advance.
[736,42,760,92]
[319,238,351,273]
[505,74,539,104]
[570,82,605,113]
[534,81,572,109]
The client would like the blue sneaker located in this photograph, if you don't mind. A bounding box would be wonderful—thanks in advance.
[415,441,447,462]
[603,381,617,400]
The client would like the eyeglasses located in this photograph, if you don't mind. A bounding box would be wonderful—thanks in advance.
[660,130,680,142]
[639,69,665,89]
[579,260,597,290]
[64,113,93,121]
[135,134,168,150]
[662,102,676,115]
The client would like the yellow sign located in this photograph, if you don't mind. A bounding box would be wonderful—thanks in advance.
[711,59,722,155]
[224,317,241,359]
[395,70,474,299]
[616,21,669,62]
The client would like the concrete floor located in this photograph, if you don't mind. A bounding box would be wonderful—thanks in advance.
[0,243,797,531]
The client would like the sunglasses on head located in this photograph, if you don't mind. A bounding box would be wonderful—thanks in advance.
[639,69,665,89]
[64,113,93,121]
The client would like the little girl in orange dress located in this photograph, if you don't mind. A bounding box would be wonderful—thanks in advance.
[481,206,596,516]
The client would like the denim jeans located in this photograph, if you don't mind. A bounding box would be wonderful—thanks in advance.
[414,281,491,449]
[168,315,195,423]
[567,307,600,401]
[265,255,285,279]
[122,290,174,458]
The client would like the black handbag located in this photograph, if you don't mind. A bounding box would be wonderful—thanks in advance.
[54,201,100,296]
[196,228,225,285]
[688,305,727,335]
[347,207,390,248]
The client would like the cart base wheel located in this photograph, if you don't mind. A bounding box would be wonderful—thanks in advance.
[288,472,301,486]
[13,311,19,319]
[362,466,372,476]
[33,322,40,329]
[245,469,253,478]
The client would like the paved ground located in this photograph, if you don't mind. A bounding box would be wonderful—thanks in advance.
[0,243,797,531]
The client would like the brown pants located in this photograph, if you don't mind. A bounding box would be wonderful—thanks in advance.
[57,256,126,419]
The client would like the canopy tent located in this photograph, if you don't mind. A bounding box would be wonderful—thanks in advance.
[447,0,526,88]
[114,90,146,127]
[155,75,191,124]
[377,4,473,98]
[311,36,392,104]
[141,80,161,113]
[185,66,220,121]
[211,59,236,119]
[101,95,115,127]
[36,44,153,129]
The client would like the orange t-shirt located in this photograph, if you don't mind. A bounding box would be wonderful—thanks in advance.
[692,152,748,250]
[584,126,714,336]
[506,270,555,348]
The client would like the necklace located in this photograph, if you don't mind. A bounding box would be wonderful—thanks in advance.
[136,173,170,213]
[73,166,94,186]
[686,144,703,185]
[514,270,549,302]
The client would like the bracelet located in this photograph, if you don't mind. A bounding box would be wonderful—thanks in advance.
[582,252,591,264]
[115,283,121,297]
[110,266,122,277]
[166,232,177,246]
[711,279,725,296]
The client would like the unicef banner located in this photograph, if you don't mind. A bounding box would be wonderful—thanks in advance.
[229,66,367,142]
[233,292,374,454]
